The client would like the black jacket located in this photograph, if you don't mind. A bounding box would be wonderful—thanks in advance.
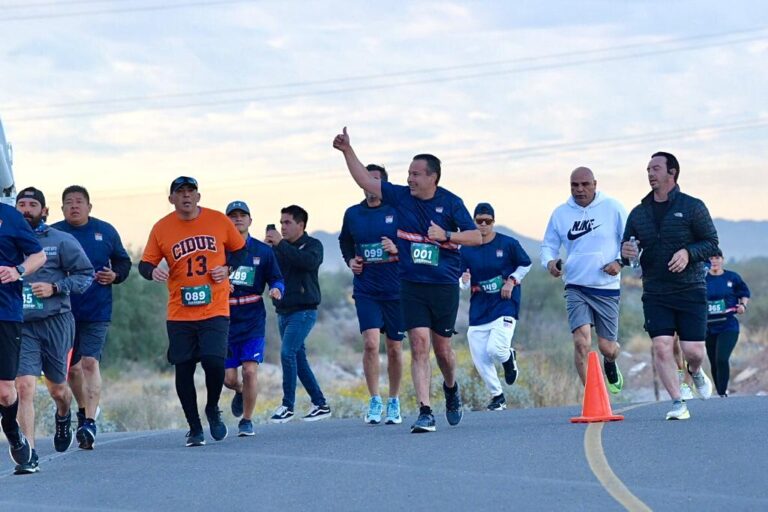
[271,233,323,315]
[623,185,718,294]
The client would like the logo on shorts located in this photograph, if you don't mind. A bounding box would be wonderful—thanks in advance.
[253,352,261,359]
[435,206,444,213]
[94,232,103,241]
[253,257,261,266]
[385,215,394,224]
[567,219,600,240]
[674,212,683,218]
[496,249,503,258]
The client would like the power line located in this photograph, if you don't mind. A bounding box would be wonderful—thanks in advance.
[0,0,255,21]
[4,26,767,116]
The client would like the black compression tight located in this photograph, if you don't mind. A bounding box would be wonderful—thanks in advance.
[0,398,19,434]
[705,331,739,396]
[174,356,226,429]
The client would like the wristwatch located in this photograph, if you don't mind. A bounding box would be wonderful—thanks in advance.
[15,265,25,277]
[51,283,60,295]
[445,231,452,242]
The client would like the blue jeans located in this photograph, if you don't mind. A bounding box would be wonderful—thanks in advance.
[278,310,326,409]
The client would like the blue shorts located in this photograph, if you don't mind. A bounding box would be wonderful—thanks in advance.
[226,336,265,369]
[354,296,405,342]
[71,321,110,365]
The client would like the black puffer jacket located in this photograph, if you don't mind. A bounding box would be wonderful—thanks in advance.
[623,185,718,294]
[272,233,323,315]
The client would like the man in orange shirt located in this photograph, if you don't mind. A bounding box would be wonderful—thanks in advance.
[139,177,247,446]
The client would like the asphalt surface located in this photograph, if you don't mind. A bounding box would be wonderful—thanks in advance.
[0,396,765,511]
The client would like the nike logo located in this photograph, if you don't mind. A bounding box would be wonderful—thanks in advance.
[567,219,601,240]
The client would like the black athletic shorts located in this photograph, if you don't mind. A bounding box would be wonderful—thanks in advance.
[642,288,707,341]
[0,321,22,380]
[166,316,229,365]
[400,281,459,338]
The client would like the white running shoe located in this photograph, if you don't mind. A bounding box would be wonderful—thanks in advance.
[690,368,713,400]
[665,401,690,420]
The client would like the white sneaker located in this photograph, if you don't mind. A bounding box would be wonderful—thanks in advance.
[680,382,694,401]
[690,368,713,400]
[270,405,294,423]
[665,401,690,420]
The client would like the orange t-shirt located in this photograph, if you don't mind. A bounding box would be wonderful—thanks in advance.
[141,207,246,321]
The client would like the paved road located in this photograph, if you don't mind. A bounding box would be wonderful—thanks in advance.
[1,396,765,511]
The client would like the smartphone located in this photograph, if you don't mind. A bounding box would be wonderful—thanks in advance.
[266,224,276,232]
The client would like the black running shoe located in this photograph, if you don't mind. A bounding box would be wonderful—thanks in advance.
[302,404,331,422]
[487,394,507,411]
[75,410,86,446]
[443,382,463,426]
[503,348,519,385]
[78,419,96,450]
[6,428,31,465]
[54,412,73,453]
[205,406,228,441]
[13,449,39,475]
[185,429,206,447]
[410,405,436,433]
[231,391,244,418]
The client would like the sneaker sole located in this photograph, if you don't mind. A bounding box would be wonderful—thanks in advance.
[365,417,382,425]
[410,425,436,433]
[238,431,255,437]
[186,440,206,447]
[269,416,294,424]
[210,431,228,441]
[487,404,507,411]
[666,412,691,420]
[14,465,39,475]
[384,417,402,425]
[302,413,331,422]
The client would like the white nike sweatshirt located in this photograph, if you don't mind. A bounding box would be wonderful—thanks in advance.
[540,191,628,290]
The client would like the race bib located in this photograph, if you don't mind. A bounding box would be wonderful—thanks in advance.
[707,299,726,314]
[359,242,386,263]
[478,275,503,294]
[229,266,255,287]
[181,285,212,306]
[411,242,439,266]
[22,285,44,310]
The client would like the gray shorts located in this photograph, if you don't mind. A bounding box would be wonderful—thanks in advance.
[19,313,76,384]
[71,321,111,365]
[564,286,620,342]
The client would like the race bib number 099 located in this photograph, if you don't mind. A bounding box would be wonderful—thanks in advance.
[181,285,212,306]
[359,243,386,263]
[411,242,439,266]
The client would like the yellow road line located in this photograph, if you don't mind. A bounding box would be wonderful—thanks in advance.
[584,403,653,512]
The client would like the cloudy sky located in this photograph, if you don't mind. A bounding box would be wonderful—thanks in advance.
[1,0,766,249]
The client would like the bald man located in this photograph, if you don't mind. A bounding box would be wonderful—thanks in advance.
[541,167,628,392]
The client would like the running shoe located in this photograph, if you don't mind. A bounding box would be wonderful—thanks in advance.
[185,429,206,447]
[443,382,463,426]
[365,396,383,425]
[270,405,294,424]
[678,370,694,401]
[78,419,96,450]
[75,410,86,446]
[205,406,228,441]
[231,391,244,418]
[302,404,332,422]
[54,412,73,453]
[6,428,32,465]
[604,359,624,394]
[502,348,519,385]
[410,405,436,433]
[665,400,690,420]
[487,393,507,411]
[385,397,402,425]
[13,449,39,475]
[689,366,713,400]
[237,419,255,437]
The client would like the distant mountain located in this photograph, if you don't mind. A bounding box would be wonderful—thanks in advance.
[312,218,768,271]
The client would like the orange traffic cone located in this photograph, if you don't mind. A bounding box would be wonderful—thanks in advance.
[571,351,624,423]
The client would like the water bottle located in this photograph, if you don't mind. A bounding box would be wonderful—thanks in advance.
[628,236,641,269]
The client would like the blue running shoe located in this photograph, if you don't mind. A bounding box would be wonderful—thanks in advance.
[443,382,463,426]
[78,419,96,450]
[365,396,383,425]
[238,419,255,437]
[410,405,436,433]
[231,391,244,418]
[385,397,402,425]
[205,406,228,441]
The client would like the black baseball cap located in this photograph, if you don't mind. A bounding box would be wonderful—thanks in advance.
[226,200,251,216]
[474,202,495,218]
[16,187,46,208]
[170,176,198,194]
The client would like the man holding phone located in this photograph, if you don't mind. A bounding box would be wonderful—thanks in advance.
[52,185,132,449]
[540,167,628,392]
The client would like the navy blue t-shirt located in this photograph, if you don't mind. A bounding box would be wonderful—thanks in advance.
[706,270,750,335]
[380,181,475,285]
[228,236,284,343]
[0,204,43,322]
[460,233,531,326]
[339,201,400,301]
[52,217,132,322]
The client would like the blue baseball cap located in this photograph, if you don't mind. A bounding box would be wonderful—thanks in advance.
[473,202,495,218]
[170,176,198,194]
[226,200,251,216]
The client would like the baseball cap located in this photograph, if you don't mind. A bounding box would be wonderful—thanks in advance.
[473,202,494,218]
[226,200,251,216]
[16,187,46,208]
[170,176,198,194]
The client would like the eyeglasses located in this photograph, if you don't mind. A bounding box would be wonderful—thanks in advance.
[475,218,494,225]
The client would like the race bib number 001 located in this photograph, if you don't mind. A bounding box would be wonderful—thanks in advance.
[22,285,44,310]
[181,285,212,306]
[229,266,255,287]
[359,242,386,263]
[707,299,726,314]
[411,242,439,266]
[479,275,503,294]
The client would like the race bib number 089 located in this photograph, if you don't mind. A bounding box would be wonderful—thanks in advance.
[411,242,439,266]
[181,285,212,306]
[229,266,255,287]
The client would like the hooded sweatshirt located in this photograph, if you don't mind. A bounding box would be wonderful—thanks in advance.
[540,191,627,292]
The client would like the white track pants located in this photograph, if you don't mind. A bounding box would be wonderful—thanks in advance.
[467,316,517,396]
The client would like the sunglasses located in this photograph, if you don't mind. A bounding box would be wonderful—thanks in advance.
[475,218,494,225]
[171,176,198,193]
